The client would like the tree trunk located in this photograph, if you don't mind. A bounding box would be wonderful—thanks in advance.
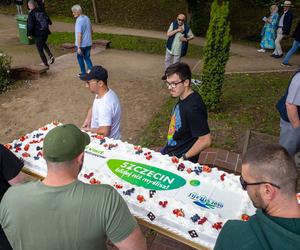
[91,0,99,23]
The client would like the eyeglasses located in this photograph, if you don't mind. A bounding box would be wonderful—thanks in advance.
[239,176,281,191]
[165,79,185,88]
[177,18,185,22]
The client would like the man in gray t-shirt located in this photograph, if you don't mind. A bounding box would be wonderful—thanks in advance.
[279,72,300,156]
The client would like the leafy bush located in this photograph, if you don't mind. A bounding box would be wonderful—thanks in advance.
[200,0,231,111]
[0,50,12,91]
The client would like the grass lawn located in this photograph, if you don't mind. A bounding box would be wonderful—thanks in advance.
[138,72,294,152]
[48,32,203,58]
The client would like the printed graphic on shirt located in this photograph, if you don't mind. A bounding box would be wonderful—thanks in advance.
[167,105,181,146]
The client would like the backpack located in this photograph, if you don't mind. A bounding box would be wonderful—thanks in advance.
[35,11,49,31]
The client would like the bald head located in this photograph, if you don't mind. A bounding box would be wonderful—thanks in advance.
[243,144,299,195]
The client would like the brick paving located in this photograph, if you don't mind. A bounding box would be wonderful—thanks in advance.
[198,148,242,175]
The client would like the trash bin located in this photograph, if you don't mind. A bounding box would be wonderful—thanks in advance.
[16,14,34,45]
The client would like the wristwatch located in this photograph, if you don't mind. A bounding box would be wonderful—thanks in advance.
[182,153,188,160]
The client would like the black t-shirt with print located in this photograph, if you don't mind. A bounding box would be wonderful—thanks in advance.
[164,92,210,163]
[0,144,24,201]
[0,144,24,249]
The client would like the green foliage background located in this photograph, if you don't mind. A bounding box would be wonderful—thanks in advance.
[42,0,300,40]
[0,51,12,91]
[200,0,231,111]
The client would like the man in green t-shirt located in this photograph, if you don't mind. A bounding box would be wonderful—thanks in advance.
[0,124,146,250]
[214,144,300,250]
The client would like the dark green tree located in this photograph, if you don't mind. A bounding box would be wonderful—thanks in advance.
[199,0,231,111]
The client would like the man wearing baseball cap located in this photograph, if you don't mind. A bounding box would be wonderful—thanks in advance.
[81,65,122,139]
[0,124,146,250]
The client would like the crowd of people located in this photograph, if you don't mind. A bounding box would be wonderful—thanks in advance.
[258,1,300,67]
[0,1,299,249]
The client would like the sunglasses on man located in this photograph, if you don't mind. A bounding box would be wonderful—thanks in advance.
[239,176,280,191]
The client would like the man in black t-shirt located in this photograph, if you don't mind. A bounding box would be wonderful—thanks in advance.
[161,62,211,163]
[0,144,25,250]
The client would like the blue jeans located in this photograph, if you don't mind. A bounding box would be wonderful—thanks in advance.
[76,46,93,74]
[283,40,300,64]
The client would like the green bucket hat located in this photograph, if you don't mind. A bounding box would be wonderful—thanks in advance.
[43,124,90,162]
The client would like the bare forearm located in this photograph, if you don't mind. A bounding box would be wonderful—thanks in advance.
[286,103,300,128]
[185,134,212,158]
[83,126,111,137]
[77,32,82,47]
[167,28,181,37]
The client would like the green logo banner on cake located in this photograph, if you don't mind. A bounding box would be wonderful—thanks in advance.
[107,159,186,190]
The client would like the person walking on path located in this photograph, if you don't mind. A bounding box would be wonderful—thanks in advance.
[257,5,279,53]
[72,4,93,77]
[27,0,54,68]
[35,0,45,12]
[15,0,23,15]
[0,124,146,250]
[282,20,300,66]
[271,1,293,58]
[164,14,194,70]
[276,71,300,157]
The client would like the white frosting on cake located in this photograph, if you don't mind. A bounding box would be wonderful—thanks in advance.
[6,123,256,249]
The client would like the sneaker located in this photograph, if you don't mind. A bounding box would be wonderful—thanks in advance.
[191,79,202,86]
[257,49,266,53]
[48,56,55,65]
[77,73,87,78]
[281,62,292,67]
[274,54,283,59]
[270,54,276,57]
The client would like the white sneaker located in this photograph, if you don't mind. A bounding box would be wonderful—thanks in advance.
[191,79,202,86]
[257,49,266,53]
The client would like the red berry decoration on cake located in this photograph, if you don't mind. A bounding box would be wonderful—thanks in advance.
[177,163,185,171]
[137,195,145,203]
[220,173,226,181]
[19,135,27,142]
[202,165,212,173]
[212,222,223,230]
[186,168,192,174]
[114,183,123,189]
[173,208,185,217]
[84,172,94,179]
[41,126,48,131]
[89,178,101,185]
[24,144,30,151]
[159,201,168,208]
[198,217,208,225]
[171,156,179,164]
[52,121,60,126]
[144,152,152,160]
[241,214,250,221]
[22,152,30,158]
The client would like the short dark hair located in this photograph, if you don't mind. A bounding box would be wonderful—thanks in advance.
[243,144,299,195]
[163,62,192,84]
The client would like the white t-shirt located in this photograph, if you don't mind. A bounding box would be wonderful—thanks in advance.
[91,89,121,139]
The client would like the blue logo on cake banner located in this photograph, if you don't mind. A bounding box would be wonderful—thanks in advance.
[188,192,224,210]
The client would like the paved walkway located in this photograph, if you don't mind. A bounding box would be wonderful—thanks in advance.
[1,13,299,73]
[48,17,300,74]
